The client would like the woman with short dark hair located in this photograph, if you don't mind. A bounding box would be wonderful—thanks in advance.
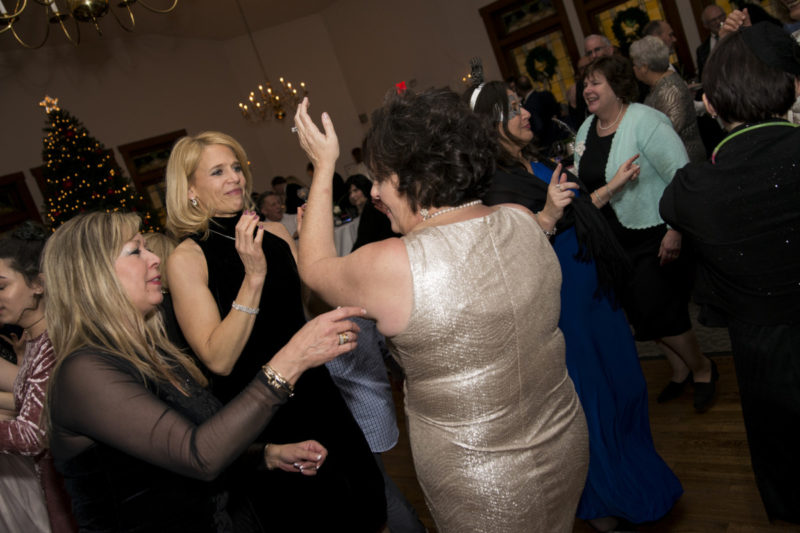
[574,54,718,412]
[660,23,800,524]
[295,89,589,532]
[345,174,396,251]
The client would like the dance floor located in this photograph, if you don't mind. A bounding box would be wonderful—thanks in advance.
[382,352,798,532]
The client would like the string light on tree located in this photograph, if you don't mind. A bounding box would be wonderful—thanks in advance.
[39,95,160,231]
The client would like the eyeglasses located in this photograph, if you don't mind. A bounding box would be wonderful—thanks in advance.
[585,45,611,58]
[507,96,522,120]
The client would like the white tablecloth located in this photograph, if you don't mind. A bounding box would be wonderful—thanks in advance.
[334,218,360,256]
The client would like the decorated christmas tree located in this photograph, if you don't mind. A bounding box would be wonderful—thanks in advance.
[39,96,160,231]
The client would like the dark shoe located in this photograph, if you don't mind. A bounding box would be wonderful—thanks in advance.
[657,373,692,403]
[693,360,719,413]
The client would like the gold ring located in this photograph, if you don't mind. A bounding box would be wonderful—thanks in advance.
[338,332,348,345]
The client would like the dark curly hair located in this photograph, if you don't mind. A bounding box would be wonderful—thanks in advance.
[345,174,372,199]
[584,55,639,104]
[0,221,48,286]
[363,88,496,212]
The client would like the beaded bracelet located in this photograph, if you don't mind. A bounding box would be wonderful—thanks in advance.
[262,363,294,397]
[232,301,259,315]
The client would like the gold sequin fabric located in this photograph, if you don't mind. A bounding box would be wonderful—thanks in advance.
[388,207,589,532]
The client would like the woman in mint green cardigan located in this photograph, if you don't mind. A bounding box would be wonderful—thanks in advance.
[574,55,718,414]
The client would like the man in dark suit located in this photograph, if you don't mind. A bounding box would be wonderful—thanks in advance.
[696,4,726,79]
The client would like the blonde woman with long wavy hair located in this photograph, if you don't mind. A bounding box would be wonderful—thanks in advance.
[43,211,364,533]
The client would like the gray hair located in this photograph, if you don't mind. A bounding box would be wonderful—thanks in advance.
[584,34,612,47]
[630,36,670,73]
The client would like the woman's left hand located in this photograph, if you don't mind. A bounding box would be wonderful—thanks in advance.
[265,440,328,476]
[539,163,578,228]
[294,97,340,172]
[658,228,682,265]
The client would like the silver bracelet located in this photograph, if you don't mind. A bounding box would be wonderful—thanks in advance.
[232,301,259,315]
[534,212,557,238]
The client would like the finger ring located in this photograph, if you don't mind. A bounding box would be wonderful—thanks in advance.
[556,184,562,191]
[291,126,298,133]
[338,332,349,345]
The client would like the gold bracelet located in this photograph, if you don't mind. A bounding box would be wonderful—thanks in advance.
[263,443,274,470]
[262,363,295,397]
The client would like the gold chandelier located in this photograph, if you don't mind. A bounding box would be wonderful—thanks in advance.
[0,0,179,48]
[235,0,307,122]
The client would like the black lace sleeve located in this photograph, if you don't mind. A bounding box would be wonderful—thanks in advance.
[49,349,287,481]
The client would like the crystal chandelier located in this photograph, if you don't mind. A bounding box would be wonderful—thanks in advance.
[0,0,179,48]
[235,0,307,122]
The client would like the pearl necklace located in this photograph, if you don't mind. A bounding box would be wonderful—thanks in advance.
[598,103,625,130]
[420,200,482,221]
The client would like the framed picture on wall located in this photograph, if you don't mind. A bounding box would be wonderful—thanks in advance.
[118,129,187,227]
[0,172,43,233]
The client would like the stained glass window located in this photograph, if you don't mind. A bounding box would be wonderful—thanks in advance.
[594,0,666,47]
[510,30,575,104]
[500,0,558,36]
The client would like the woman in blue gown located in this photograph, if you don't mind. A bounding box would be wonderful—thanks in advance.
[467,78,682,531]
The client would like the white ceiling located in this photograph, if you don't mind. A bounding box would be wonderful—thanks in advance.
[0,0,338,50]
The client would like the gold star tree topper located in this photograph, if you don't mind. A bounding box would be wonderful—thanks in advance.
[39,96,60,113]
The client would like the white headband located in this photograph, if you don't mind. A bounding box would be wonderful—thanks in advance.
[469,83,485,110]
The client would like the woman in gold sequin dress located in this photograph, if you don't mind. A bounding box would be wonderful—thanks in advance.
[294,89,589,532]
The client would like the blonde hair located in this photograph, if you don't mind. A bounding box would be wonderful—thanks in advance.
[43,212,207,400]
[165,131,255,239]
[143,232,177,291]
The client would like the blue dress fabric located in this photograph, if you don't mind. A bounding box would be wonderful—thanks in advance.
[484,161,682,522]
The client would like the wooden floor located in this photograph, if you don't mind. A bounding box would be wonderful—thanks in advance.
[381,354,800,533]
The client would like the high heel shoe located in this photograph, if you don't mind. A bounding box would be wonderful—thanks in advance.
[693,360,719,413]
[657,372,692,403]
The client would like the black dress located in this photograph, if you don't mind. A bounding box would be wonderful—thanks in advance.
[189,214,386,532]
[581,119,693,341]
[50,349,287,532]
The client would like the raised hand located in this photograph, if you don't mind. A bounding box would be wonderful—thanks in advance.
[234,210,267,278]
[539,163,578,229]
[719,9,750,39]
[294,97,340,172]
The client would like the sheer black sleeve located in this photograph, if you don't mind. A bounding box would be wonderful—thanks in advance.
[49,349,287,481]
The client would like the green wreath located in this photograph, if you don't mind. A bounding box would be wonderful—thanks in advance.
[611,7,650,55]
[525,45,558,83]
